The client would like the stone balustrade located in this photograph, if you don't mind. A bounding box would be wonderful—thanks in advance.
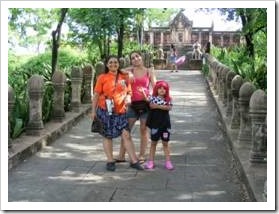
[8,63,97,147]
[205,54,267,201]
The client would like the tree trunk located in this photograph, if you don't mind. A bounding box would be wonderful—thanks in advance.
[51,8,68,77]
[239,9,255,72]
[117,16,124,58]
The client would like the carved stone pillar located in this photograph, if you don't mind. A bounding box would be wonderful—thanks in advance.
[71,67,83,113]
[82,65,94,103]
[119,57,125,69]
[237,82,256,146]
[230,75,243,129]
[215,63,223,94]
[125,56,130,68]
[218,66,229,105]
[26,75,44,135]
[225,71,236,117]
[249,89,267,163]
[52,71,66,121]
[8,85,15,148]
[210,60,218,84]
[93,61,105,89]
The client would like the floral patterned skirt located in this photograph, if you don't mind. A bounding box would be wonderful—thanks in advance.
[96,108,129,139]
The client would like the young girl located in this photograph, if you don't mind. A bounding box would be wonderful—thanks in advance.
[144,80,174,170]
[170,44,178,72]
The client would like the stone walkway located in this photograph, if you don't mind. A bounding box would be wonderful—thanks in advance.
[7,70,253,209]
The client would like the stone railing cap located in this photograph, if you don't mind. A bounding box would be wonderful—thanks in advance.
[52,71,66,83]
[231,75,243,90]
[27,75,44,90]
[239,82,256,98]
[249,89,267,110]
[71,66,82,78]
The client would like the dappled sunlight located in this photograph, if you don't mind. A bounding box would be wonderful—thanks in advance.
[68,134,87,139]
[39,151,74,159]
[172,120,187,123]
[63,142,102,151]
[194,190,226,197]
[48,171,88,181]
[174,193,192,200]
[188,146,208,151]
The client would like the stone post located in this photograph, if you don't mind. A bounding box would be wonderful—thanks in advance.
[52,71,66,122]
[119,57,125,69]
[94,61,105,88]
[230,75,243,129]
[215,63,223,94]
[210,60,218,84]
[222,67,230,107]
[249,89,267,163]
[225,71,236,117]
[217,64,226,98]
[125,55,130,67]
[82,64,94,103]
[26,75,44,135]
[237,82,256,146]
[218,66,229,105]
[71,66,83,113]
[212,63,220,92]
[8,85,15,148]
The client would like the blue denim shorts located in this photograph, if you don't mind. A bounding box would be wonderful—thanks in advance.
[126,105,148,120]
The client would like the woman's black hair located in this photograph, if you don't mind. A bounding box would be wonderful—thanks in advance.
[129,50,142,61]
[104,55,123,74]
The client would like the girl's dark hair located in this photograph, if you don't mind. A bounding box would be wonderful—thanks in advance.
[104,55,123,74]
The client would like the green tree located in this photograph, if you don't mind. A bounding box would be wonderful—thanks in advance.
[219,8,267,72]
[51,8,68,76]
[8,8,58,54]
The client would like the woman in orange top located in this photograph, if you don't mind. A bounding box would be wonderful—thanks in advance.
[91,55,143,171]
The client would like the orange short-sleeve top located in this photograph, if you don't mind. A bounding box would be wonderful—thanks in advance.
[94,71,131,114]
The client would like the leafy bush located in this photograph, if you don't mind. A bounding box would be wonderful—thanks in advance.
[211,44,266,90]
[8,47,88,138]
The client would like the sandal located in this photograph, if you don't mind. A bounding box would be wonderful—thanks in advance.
[114,159,127,163]
[138,158,146,164]
[130,161,144,170]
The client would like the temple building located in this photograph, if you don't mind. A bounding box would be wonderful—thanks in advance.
[143,10,242,51]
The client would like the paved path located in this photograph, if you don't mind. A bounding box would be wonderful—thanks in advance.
[8,70,251,204]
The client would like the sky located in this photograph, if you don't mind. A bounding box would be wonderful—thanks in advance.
[12,8,243,55]
[182,9,242,31]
